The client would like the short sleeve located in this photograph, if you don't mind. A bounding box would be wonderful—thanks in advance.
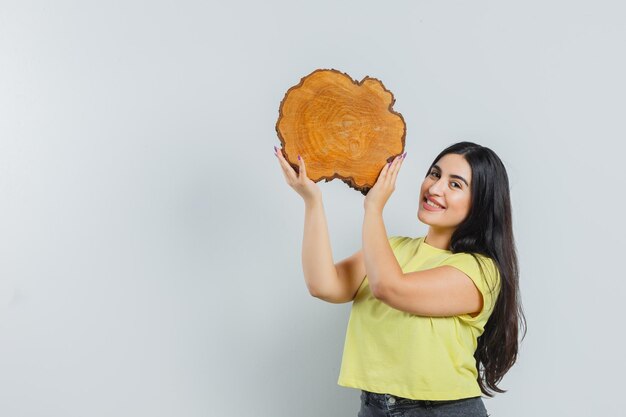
[388,235,410,251]
[438,253,501,323]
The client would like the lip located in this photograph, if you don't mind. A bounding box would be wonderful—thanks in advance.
[422,200,445,211]
[424,194,445,209]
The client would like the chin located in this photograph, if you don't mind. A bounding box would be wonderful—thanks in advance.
[416,210,427,224]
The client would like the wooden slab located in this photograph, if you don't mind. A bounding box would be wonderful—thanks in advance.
[275,69,406,195]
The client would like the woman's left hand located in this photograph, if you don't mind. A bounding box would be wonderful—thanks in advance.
[364,152,406,212]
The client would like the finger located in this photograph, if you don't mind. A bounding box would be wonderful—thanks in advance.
[391,153,405,172]
[381,159,391,177]
[390,154,405,184]
[274,146,292,169]
[385,155,402,185]
[278,149,299,173]
[375,161,389,185]
[278,162,292,183]
[275,147,298,182]
[275,150,293,183]
[298,154,307,180]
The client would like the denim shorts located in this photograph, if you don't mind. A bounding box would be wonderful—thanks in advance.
[358,390,490,417]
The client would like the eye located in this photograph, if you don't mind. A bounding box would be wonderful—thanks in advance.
[431,170,461,189]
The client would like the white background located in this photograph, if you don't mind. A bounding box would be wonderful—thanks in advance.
[1,1,624,416]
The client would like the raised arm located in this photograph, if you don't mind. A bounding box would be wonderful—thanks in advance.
[275,147,365,303]
[302,198,366,302]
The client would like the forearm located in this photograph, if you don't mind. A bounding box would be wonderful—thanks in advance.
[362,208,403,297]
[302,198,337,296]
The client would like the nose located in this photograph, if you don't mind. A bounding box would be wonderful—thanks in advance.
[428,179,445,196]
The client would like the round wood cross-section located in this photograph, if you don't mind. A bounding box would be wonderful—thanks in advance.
[276,69,406,195]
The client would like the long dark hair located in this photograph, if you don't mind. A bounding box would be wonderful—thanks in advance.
[427,141,527,397]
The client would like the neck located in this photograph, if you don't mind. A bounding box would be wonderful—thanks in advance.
[424,228,453,250]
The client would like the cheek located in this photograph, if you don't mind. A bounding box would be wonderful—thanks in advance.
[449,194,471,210]
[459,195,472,211]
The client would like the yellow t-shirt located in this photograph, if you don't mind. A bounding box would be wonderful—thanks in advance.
[337,235,501,400]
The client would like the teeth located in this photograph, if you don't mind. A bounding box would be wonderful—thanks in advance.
[426,199,443,209]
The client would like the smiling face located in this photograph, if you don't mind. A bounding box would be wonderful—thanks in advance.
[417,153,473,230]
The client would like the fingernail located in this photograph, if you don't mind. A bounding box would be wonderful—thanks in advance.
[274,146,278,152]
[403,152,407,158]
[298,155,301,160]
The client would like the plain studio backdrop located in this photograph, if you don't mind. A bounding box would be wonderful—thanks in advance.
[1,1,624,416]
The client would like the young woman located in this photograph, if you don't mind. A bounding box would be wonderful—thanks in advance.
[274,141,526,417]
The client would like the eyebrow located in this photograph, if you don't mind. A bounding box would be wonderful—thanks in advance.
[432,164,470,187]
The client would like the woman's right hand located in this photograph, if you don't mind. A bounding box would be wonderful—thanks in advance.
[274,146,321,204]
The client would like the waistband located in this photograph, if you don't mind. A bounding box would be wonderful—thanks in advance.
[361,390,480,409]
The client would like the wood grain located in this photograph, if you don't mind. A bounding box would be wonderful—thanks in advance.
[276,69,406,195]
